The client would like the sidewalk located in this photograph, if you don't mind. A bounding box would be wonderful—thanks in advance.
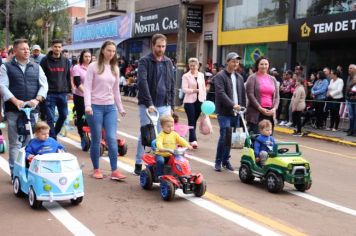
[121,96,356,147]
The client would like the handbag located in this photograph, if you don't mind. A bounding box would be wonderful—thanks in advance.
[199,115,213,135]
[225,127,246,149]
[140,123,156,147]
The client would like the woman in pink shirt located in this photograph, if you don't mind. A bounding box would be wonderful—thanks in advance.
[71,50,91,146]
[246,57,279,134]
[182,57,207,148]
[84,41,126,180]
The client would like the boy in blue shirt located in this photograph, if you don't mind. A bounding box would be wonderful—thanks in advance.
[254,120,276,166]
[26,121,65,162]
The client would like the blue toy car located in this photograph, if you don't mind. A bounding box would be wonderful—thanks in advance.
[12,149,84,209]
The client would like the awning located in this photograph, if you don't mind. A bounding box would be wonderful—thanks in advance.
[63,38,126,51]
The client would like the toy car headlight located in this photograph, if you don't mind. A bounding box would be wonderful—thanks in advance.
[287,163,293,170]
[73,181,80,189]
[304,163,310,169]
[43,184,52,191]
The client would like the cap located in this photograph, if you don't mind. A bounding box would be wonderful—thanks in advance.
[226,52,241,62]
[270,67,277,73]
[32,45,41,51]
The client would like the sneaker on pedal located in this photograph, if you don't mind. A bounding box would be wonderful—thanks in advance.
[111,170,126,180]
[278,121,286,126]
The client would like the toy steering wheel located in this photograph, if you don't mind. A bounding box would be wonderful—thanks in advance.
[278,148,289,154]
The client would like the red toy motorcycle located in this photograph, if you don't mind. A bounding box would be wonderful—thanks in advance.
[140,147,206,201]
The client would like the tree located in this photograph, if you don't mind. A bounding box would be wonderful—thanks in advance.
[11,0,69,51]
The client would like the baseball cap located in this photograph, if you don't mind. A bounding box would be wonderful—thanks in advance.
[32,45,41,51]
[270,67,277,73]
[226,52,241,62]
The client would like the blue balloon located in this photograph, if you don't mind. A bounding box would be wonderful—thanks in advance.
[201,101,215,115]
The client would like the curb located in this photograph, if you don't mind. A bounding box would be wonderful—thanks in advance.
[121,97,356,147]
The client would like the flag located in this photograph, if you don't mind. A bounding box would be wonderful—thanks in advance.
[244,44,267,67]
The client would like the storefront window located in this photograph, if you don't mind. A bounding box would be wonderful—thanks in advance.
[223,0,289,31]
[222,42,287,71]
[296,0,356,19]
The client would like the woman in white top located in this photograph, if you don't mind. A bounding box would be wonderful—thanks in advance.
[326,69,344,131]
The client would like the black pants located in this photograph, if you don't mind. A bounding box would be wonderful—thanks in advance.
[248,109,275,135]
[184,100,202,142]
[73,94,86,137]
[315,100,326,128]
[292,111,302,133]
[327,98,342,129]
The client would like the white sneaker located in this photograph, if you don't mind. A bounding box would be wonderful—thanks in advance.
[285,122,293,127]
[279,121,286,126]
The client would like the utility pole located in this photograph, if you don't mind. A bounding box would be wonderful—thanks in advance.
[175,0,188,107]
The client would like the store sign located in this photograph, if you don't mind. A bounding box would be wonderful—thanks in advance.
[72,14,132,44]
[289,11,356,42]
[187,6,203,33]
[134,5,203,37]
[204,31,213,41]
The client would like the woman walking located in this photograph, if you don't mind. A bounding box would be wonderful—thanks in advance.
[71,50,91,147]
[182,57,207,148]
[84,41,126,180]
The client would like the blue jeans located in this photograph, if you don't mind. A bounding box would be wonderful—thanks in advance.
[215,115,240,166]
[184,101,202,142]
[155,155,165,178]
[347,101,356,131]
[6,111,38,174]
[46,93,68,139]
[86,104,118,171]
[135,105,171,164]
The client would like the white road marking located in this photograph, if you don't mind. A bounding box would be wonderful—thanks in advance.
[60,137,282,236]
[116,130,356,218]
[0,155,95,236]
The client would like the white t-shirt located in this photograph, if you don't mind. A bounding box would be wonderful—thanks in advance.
[231,73,238,105]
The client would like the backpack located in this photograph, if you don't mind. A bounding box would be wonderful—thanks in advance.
[17,111,36,136]
[140,124,156,148]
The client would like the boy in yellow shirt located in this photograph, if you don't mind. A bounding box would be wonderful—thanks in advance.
[155,115,192,180]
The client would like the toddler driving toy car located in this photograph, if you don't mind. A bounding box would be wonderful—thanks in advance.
[12,106,84,209]
[237,108,312,193]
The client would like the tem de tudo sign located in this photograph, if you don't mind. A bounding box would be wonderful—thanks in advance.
[288,11,356,42]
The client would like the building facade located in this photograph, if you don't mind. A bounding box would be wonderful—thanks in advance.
[219,0,356,73]
[121,0,218,67]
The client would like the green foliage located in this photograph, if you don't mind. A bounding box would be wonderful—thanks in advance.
[10,0,69,45]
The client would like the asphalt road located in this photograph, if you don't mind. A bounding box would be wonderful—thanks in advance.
[1,100,356,236]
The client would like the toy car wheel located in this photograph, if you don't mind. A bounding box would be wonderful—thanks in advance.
[70,196,83,205]
[100,143,105,156]
[193,180,206,197]
[13,177,23,197]
[160,180,175,201]
[294,182,312,192]
[266,172,284,193]
[82,134,91,152]
[118,142,128,156]
[140,169,153,190]
[239,164,254,184]
[29,187,42,209]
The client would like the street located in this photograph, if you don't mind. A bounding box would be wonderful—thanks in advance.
[1,100,356,236]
